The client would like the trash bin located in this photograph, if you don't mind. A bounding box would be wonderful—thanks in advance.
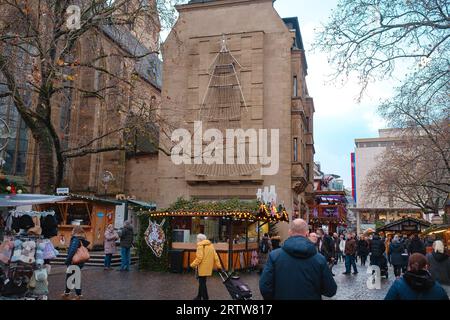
[169,249,184,273]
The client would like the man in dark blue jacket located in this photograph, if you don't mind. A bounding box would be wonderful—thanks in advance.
[259,219,337,300]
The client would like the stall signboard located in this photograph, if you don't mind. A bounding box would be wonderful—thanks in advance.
[56,188,69,195]
[324,207,339,218]
[114,204,125,229]
[402,225,418,231]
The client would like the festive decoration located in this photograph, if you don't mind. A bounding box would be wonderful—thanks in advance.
[0,176,26,194]
[139,198,289,223]
[137,215,171,271]
[144,218,166,258]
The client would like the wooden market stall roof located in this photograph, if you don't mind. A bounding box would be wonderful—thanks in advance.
[376,217,431,233]
[139,198,289,222]
[49,194,124,226]
[422,224,450,235]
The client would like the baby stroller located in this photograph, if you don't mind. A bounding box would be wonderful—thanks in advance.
[219,271,252,300]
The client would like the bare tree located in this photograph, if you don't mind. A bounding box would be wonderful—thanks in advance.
[0,0,179,193]
[317,0,449,212]
[365,124,449,214]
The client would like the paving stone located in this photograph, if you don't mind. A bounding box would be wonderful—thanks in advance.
[47,261,450,300]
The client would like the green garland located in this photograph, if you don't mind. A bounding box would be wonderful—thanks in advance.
[137,214,172,271]
[160,197,259,213]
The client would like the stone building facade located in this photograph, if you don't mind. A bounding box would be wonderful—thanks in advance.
[154,0,315,239]
[1,1,161,198]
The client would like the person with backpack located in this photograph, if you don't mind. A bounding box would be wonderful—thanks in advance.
[258,233,272,274]
[62,226,90,300]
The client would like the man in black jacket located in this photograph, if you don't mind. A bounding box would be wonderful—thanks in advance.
[408,234,426,255]
[369,234,386,266]
[316,229,335,274]
[119,221,134,271]
[259,219,337,300]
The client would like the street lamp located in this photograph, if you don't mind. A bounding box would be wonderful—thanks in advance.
[101,170,114,195]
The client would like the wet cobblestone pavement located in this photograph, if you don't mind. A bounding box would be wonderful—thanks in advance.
[48,261,450,300]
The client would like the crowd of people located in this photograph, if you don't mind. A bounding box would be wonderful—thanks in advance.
[60,218,449,301]
[258,219,450,300]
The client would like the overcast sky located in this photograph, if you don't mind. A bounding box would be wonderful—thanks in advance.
[273,0,395,188]
[163,0,397,188]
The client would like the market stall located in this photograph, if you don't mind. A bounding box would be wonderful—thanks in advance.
[137,198,288,272]
[0,194,63,299]
[376,217,431,236]
[36,194,125,250]
[309,191,348,233]
[422,224,450,254]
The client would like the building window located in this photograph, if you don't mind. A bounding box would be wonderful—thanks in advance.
[0,97,29,176]
[293,75,298,97]
[293,138,298,162]
[306,163,310,181]
[306,116,310,132]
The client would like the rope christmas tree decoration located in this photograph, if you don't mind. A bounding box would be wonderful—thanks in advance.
[189,35,258,177]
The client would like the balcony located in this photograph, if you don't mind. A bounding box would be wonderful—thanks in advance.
[292,162,308,194]
[291,98,306,118]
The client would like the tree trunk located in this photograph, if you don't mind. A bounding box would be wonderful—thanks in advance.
[56,154,65,189]
[35,126,56,194]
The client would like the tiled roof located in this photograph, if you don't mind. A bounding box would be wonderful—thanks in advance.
[99,24,162,90]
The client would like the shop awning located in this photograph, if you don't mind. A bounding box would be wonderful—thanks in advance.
[0,194,69,207]
[128,199,157,210]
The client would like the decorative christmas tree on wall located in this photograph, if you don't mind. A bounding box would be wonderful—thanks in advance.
[199,35,247,128]
[189,35,258,177]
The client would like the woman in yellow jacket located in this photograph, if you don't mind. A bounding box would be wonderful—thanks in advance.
[190,234,222,300]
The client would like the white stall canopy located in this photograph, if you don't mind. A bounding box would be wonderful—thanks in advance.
[0,194,68,207]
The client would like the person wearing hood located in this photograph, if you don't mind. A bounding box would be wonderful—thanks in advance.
[259,219,337,300]
[62,226,91,300]
[426,240,450,285]
[389,235,406,278]
[190,233,221,300]
[384,253,449,300]
[118,221,134,272]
